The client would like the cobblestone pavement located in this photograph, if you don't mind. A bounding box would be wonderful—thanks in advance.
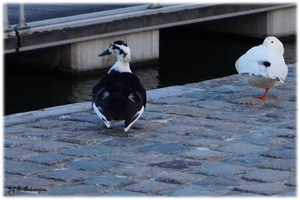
[4,64,296,196]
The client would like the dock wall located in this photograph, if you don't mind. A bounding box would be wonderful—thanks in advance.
[4,4,296,73]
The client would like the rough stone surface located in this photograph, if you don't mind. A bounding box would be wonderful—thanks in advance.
[124,181,177,195]
[218,143,268,154]
[258,159,296,172]
[182,149,229,160]
[47,185,105,195]
[84,176,135,188]
[4,64,296,196]
[234,183,286,195]
[155,172,201,184]
[242,169,292,183]
[65,159,122,172]
[61,144,111,157]
[137,143,190,154]
[195,163,249,177]
[38,169,95,182]
[23,153,73,166]
[25,141,73,152]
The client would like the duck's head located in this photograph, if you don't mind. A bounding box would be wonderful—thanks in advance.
[99,40,131,63]
[263,36,284,55]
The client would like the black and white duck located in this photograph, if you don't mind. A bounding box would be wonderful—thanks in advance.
[92,40,146,132]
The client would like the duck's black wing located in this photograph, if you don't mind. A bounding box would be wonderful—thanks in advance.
[92,72,146,130]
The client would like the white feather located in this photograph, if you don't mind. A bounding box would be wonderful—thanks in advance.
[235,36,288,89]
[93,102,111,128]
[124,106,145,132]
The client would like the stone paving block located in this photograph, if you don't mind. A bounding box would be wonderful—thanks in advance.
[195,163,248,177]
[57,131,111,145]
[274,101,296,111]
[209,85,244,93]
[182,149,229,160]
[61,122,99,132]
[105,153,167,164]
[184,138,224,148]
[28,119,67,129]
[242,169,292,183]
[26,141,73,152]
[5,125,31,134]
[84,176,135,188]
[155,172,201,184]
[106,190,150,196]
[195,130,236,140]
[61,144,111,157]
[58,113,101,124]
[276,132,296,139]
[21,129,62,138]
[47,184,105,195]
[277,189,297,197]
[233,183,286,195]
[4,116,29,127]
[260,149,296,159]
[4,174,54,189]
[23,153,73,166]
[283,141,296,149]
[124,180,177,195]
[139,111,171,120]
[285,178,296,187]
[4,138,33,148]
[224,191,263,197]
[151,96,197,104]
[146,85,203,101]
[5,160,48,176]
[38,169,95,182]
[258,159,296,172]
[137,143,189,154]
[193,177,240,188]
[169,105,208,117]
[102,137,148,147]
[221,155,270,166]
[159,124,200,134]
[282,121,296,130]
[190,100,231,109]
[65,159,122,172]
[4,148,37,160]
[206,112,248,121]
[145,103,180,113]
[169,185,230,196]
[119,166,161,178]
[237,136,288,146]
[218,143,268,154]
[57,137,93,145]
[149,159,201,170]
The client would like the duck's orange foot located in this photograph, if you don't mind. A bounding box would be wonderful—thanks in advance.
[253,96,268,100]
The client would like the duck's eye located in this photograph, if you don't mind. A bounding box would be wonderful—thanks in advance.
[271,41,274,43]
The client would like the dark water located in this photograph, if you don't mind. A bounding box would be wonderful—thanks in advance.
[7,4,139,24]
[4,28,296,115]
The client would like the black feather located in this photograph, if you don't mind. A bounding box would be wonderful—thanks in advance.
[263,61,271,67]
[92,72,146,123]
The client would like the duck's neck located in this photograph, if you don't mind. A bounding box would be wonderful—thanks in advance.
[108,60,132,74]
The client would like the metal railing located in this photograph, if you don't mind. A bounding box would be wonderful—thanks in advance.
[4,3,29,32]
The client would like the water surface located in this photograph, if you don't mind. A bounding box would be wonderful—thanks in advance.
[4,29,296,115]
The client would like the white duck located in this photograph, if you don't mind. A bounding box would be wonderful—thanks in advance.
[92,40,146,132]
[235,36,288,100]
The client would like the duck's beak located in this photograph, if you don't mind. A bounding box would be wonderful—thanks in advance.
[98,49,111,57]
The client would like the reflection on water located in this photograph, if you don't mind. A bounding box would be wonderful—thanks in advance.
[4,29,296,115]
